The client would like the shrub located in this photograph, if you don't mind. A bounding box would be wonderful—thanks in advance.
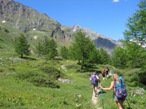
[28,77,60,88]
[124,69,146,87]
[138,69,146,85]
[41,66,61,80]
[0,68,4,72]
[15,71,43,80]
[64,64,80,70]
[15,70,60,88]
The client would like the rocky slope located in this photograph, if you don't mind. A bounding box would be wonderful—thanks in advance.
[0,0,121,54]
[70,25,121,53]
[0,0,60,32]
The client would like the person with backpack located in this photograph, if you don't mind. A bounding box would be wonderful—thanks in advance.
[101,69,106,80]
[104,66,109,78]
[90,71,99,97]
[100,74,127,109]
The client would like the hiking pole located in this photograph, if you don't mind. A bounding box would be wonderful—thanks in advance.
[101,89,104,109]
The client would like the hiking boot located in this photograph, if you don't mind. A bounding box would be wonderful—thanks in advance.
[95,92,98,97]
[95,94,97,97]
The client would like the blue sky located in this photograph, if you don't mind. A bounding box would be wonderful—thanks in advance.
[14,0,140,40]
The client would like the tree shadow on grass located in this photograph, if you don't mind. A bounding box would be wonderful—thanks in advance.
[84,64,98,72]
[98,90,106,95]
[22,56,37,60]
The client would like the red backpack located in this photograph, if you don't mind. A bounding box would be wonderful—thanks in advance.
[102,69,105,74]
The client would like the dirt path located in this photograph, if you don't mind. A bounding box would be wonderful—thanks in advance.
[91,89,103,109]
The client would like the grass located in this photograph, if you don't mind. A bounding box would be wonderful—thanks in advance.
[97,73,146,109]
[0,58,97,109]
[0,57,146,109]
[97,76,119,109]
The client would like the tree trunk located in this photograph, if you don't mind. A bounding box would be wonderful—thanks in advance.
[20,54,23,58]
[81,55,84,72]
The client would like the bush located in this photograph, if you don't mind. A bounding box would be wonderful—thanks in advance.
[28,77,60,88]
[138,69,146,85]
[15,71,44,80]
[41,66,61,80]
[124,68,146,87]
[15,70,60,88]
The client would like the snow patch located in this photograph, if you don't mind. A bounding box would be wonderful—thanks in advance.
[2,20,6,23]
[34,35,38,40]
[33,28,36,31]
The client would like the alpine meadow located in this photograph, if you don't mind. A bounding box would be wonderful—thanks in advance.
[0,0,146,109]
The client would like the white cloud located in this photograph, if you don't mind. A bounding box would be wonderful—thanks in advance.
[112,0,120,2]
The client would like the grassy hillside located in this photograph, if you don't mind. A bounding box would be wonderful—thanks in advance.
[0,53,146,109]
[0,21,146,108]
[0,57,97,109]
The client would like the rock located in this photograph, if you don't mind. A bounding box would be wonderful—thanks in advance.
[58,77,72,83]
[130,88,145,96]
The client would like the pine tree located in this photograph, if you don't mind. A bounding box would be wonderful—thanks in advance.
[35,41,44,57]
[111,46,127,68]
[47,39,58,59]
[15,34,30,58]
[124,0,146,46]
[125,42,146,68]
[60,46,68,59]
[71,30,98,71]
[99,48,109,64]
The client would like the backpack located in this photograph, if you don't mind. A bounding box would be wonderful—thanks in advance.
[91,74,98,85]
[104,68,108,72]
[114,76,127,99]
[102,70,105,74]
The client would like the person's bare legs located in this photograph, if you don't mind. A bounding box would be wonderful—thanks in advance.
[120,100,125,109]
[93,86,98,97]
[116,101,125,109]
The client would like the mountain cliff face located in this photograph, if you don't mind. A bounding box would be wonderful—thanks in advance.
[0,0,121,54]
[0,0,60,32]
[70,25,121,54]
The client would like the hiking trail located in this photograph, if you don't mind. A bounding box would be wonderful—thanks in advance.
[91,89,102,109]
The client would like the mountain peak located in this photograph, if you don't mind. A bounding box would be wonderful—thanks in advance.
[0,0,122,54]
[0,0,60,32]
[71,25,83,32]
[0,0,12,2]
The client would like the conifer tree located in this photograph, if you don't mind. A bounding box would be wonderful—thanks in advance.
[36,37,58,59]
[47,39,58,59]
[111,46,127,68]
[71,30,98,70]
[99,48,109,64]
[122,0,146,68]
[15,34,30,58]
[124,0,146,46]
[60,46,68,59]
[35,41,44,57]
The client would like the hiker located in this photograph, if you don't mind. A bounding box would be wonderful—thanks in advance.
[100,74,127,109]
[104,66,109,78]
[101,69,106,80]
[90,71,99,97]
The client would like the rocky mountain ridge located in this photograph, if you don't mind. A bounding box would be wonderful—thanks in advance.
[0,0,121,54]
[70,25,121,53]
[0,0,60,32]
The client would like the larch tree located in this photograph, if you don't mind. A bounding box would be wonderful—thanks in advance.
[15,34,30,58]
[124,0,146,46]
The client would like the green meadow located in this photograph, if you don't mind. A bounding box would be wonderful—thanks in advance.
[0,55,146,109]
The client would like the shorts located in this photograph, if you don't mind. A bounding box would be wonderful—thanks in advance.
[102,74,105,77]
[114,96,126,102]
[92,83,98,87]
[106,71,109,75]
